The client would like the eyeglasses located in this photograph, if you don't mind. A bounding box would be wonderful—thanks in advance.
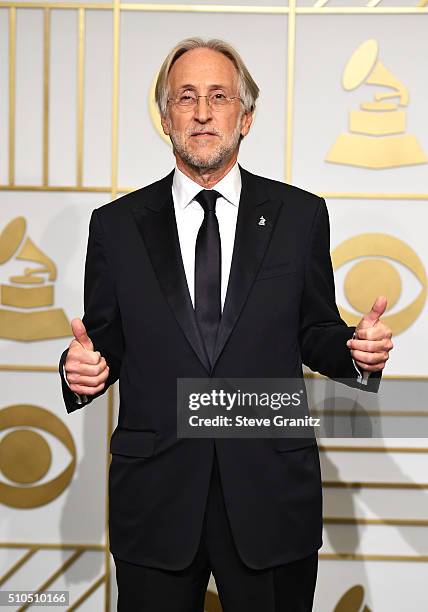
[168,92,243,112]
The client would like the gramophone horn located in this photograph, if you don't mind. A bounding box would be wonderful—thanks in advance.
[0,217,26,264]
[342,39,379,91]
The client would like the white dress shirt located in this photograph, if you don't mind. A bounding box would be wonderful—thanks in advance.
[173,165,366,383]
[67,163,367,402]
[173,162,241,311]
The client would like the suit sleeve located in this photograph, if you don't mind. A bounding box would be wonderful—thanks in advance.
[298,197,381,392]
[59,209,124,414]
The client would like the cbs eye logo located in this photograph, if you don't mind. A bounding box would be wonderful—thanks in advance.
[332,233,427,335]
[0,404,76,508]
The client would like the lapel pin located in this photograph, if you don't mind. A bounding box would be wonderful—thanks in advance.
[258,216,266,226]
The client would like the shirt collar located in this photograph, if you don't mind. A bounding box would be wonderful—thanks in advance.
[172,162,241,210]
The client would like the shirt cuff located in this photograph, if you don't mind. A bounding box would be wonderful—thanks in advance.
[351,332,370,386]
[352,358,370,386]
[63,365,88,405]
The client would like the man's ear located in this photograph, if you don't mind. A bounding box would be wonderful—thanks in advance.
[160,115,170,136]
[240,111,253,138]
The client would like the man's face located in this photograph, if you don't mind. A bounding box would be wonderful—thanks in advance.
[161,48,253,172]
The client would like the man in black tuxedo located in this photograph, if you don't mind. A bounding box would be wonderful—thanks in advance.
[60,38,393,611]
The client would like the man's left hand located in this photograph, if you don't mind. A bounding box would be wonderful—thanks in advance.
[346,296,394,373]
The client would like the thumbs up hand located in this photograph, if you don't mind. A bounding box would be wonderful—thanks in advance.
[65,317,110,395]
[346,296,394,372]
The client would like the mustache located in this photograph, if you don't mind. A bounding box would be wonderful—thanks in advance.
[187,127,222,137]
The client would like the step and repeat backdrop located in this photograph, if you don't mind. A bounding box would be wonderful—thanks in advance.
[0,1,427,610]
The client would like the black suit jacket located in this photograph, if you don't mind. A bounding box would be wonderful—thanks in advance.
[60,167,380,570]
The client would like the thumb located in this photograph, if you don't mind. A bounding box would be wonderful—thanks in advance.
[359,296,388,329]
[71,317,94,351]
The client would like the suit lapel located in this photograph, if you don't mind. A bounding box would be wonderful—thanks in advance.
[131,168,283,375]
[132,172,211,374]
[211,167,283,370]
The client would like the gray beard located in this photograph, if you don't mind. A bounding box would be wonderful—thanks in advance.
[168,122,242,171]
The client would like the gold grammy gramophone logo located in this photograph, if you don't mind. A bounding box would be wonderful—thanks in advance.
[326,39,427,169]
[0,216,70,341]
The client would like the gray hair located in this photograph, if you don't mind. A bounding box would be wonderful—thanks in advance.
[155,37,259,117]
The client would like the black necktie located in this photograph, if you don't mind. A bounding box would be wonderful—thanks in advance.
[194,189,221,366]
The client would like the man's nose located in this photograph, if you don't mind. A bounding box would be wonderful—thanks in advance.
[193,96,212,122]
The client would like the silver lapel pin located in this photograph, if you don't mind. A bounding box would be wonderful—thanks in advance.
[258,216,266,226]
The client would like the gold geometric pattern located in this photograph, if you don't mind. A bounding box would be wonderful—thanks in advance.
[0,544,106,611]
[314,1,426,6]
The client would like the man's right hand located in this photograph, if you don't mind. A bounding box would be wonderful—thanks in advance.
[65,318,110,396]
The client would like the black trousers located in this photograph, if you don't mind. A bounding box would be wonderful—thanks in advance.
[114,449,318,611]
